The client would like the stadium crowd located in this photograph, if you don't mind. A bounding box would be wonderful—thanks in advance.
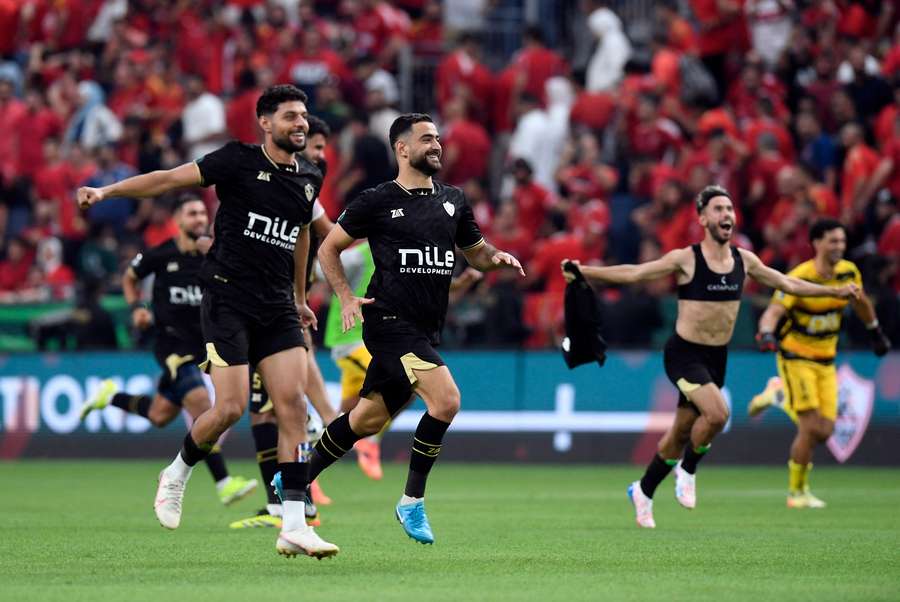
[0,0,898,349]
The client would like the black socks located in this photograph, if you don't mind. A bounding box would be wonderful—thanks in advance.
[680,444,710,475]
[639,454,677,499]
[252,422,280,505]
[404,413,451,498]
[180,432,213,467]
[111,393,152,418]
[309,413,362,482]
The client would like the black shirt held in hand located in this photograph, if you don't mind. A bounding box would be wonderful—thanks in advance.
[195,142,321,319]
[337,180,484,344]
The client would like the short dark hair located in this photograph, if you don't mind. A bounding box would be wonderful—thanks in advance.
[256,84,308,117]
[809,218,846,243]
[388,113,434,150]
[174,194,204,211]
[695,185,732,213]
[306,115,331,139]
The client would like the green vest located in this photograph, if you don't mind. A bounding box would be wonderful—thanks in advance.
[324,242,374,348]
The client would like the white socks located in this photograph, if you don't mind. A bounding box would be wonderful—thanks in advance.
[267,503,284,517]
[215,476,232,491]
[282,500,306,531]
[400,495,423,506]
[165,452,193,481]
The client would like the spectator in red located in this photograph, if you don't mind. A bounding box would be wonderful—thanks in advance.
[279,28,352,98]
[626,93,683,196]
[839,121,880,223]
[226,70,262,144]
[435,32,494,124]
[633,177,702,255]
[348,0,410,66]
[804,50,842,132]
[690,0,749,100]
[511,25,568,104]
[0,77,26,184]
[33,138,87,240]
[0,238,34,294]
[680,128,748,209]
[569,77,616,132]
[882,23,900,80]
[743,95,793,160]
[655,0,698,54]
[727,56,786,122]
[408,0,443,56]
[510,158,554,235]
[487,202,531,266]
[874,83,900,149]
[15,88,64,180]
[439,96,490,186]
[461,179,493,233]
[143,200,180,248]
[860,114,900,205]
[877,200,900,292]
[760,165,818,269]
[556,131,618,204]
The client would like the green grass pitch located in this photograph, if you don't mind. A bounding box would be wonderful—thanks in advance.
[0,460,897,601]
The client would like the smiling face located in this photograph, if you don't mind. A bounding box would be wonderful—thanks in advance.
[260,100,309,154]
[699,195,736,244]
[813,226,846,266]
[177,200,209,240]
[399,121,442,176]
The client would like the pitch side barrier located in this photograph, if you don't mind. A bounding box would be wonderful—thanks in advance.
[0,351,896,464]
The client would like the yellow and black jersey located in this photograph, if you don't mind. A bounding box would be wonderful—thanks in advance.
[772,259,861,362]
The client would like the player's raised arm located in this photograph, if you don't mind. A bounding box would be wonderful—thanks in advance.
[740,249,860,299]
[562,248,689,285]
[318,223,373,332]
[121,262,152,331]
[77,162,202,209]
[461,240,525,277]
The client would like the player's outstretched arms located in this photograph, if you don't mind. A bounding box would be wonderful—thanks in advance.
[561,248,689,285]
[462,241,525,277]
[741,249,860,299]
[77,162,202,209]
[318,224,374,332]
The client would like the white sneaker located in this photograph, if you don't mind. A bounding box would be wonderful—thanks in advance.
[674,462,696,509]
[154,470,186,529]
[627,481,656,528]
[276,526,340,559]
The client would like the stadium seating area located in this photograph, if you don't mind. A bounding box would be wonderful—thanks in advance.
[0,0,898,349]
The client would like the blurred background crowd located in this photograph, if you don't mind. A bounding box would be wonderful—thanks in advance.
[0,0,898,351]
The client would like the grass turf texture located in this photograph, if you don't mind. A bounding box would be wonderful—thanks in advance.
[0,461,897,602]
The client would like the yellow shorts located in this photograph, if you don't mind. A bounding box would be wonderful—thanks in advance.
[335,345,372,401]
[776,355,837,421]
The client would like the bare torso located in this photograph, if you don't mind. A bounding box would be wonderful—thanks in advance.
[674,245,743,346]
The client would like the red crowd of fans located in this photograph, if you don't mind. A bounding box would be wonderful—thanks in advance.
[0,0,898,347]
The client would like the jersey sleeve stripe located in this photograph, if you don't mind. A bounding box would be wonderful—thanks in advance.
[459,237,485,251]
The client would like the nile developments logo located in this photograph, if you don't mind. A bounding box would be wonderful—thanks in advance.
[244,211,299,250]
[828,364,875,463]
[398,246,454,275]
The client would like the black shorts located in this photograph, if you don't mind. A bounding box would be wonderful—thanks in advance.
[663,333,728,411]
[200,291,306,371]
[360,316,445,415]
[153,335,206,406]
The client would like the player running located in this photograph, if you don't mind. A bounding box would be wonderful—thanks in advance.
[748,218,890,508]
[562,186,859,528]
[79,196,257,507]
[77,84,338,558]
[314,113,524,544]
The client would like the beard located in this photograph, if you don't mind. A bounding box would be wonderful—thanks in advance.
[184,226,207,241]
[410,151,441,176]
[707,222,732,245]
[274,129,306,154]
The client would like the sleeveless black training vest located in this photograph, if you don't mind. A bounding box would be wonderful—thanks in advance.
[677,244,744,301]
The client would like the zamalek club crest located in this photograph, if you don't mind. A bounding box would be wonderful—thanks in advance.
[828,364,875,463]
[304,183,315,202]
[443,201,455,217]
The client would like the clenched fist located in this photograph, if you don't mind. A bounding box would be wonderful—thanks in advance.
[77,186,104,210]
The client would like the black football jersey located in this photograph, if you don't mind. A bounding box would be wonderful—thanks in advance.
[337,180,484,343]
[130,239,204,344]
[196,141,322,317]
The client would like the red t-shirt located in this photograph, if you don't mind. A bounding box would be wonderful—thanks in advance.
[658,203,704,253]
[0,0,20,55]
[489,227,532,265]
[442,119,491,185]
[512,181,554,234]
[747,154,791,229]
[512,46,568,103]
[743,117,795,161]
[875,104,898,150]
[569,91,616,131]
[435,51,493,119]
[226,89,262,144]
[530,233,588,294]
[16,108,63,177]
[0,98,26,181]
[878,216,900,290]
[278,48,352,88]
[841,143,880,212]
[144,220,180,248]
[491,67,517,133]
[690,0,748,56]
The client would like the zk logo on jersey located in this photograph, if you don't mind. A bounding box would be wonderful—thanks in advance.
[244,211,300,250]
[827,364,875,463]
[398,246,454,276]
